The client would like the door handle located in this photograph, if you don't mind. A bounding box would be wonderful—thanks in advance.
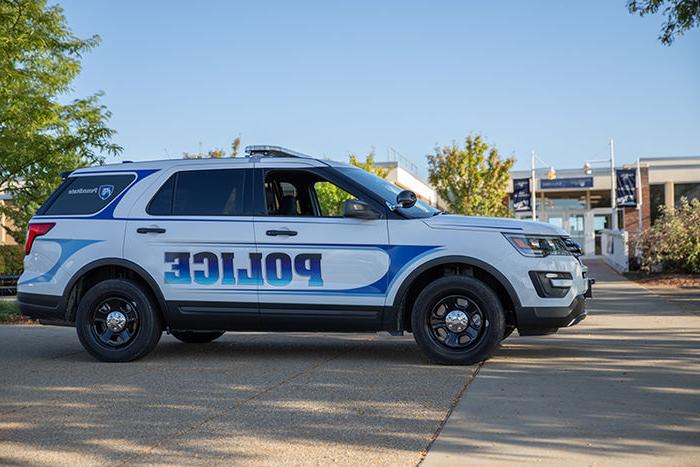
[136,227,166,234]
[266,229,297,237]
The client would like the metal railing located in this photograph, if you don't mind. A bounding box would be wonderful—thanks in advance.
[0,275,19,296]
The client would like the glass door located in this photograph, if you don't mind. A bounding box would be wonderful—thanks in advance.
[593,213,611,255]
[544,210,588,254]
[568,214,585,252]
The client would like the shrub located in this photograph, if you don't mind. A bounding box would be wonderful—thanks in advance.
[639,197,700,274]
[0,245,25,275]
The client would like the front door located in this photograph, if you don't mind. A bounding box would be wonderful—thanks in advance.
[251,162,390,331]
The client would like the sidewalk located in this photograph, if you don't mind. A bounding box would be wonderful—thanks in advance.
[423,260,700,466]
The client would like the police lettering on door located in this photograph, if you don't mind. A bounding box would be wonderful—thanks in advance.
[164,252,323,287]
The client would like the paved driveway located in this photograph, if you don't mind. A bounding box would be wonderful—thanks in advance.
[2,261,699,466]
[0,327,475,465]
[423,260,700,466]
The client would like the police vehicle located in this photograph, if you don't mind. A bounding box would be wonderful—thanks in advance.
[18,146,591,364]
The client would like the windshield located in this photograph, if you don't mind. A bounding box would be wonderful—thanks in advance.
[337,167,439,219]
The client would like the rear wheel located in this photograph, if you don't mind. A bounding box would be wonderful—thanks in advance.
[411,276,505,365]
[76,279,162,362]
[171,331,225,344]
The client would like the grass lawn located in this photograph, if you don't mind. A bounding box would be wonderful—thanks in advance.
[0,300,23,323]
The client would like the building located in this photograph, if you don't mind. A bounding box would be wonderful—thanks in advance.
[507,155,700,262]
[376,159,438,206]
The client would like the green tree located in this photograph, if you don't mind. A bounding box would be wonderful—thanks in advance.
[428,135,514,217]
[639,197,700,273]
[0,0,121,242]
[316,151,388,216]
[628,0,700,45]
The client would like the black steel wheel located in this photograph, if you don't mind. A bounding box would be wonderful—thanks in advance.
[428,295,487,350]
[411,275,505,365]
[76,279,162,362]
[90,297,140,349]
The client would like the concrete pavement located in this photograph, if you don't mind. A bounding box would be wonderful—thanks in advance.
[0,327,475,465]
[2,260,699,465]
[423,260,700,466]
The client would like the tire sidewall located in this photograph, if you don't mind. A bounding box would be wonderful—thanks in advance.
[411,276,505,365]
[76,279,162,362]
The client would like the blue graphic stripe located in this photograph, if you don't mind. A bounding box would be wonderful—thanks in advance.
[19,239,102,285]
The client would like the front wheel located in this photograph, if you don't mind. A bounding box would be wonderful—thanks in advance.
[76,279,163,362]
[171,331,225,344]
[411,276,505,365]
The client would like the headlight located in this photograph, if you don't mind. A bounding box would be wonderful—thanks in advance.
[503,233,572,257]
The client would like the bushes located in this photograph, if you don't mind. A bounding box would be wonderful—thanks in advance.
[0,245,24,275]
[639,197,700,274]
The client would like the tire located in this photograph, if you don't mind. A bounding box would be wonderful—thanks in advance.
[411,275,505,365]
[171,331,225,344]
[76,279,163,362]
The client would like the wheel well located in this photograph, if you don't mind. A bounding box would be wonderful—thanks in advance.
[400,262,516,332]
[64,264,166,324]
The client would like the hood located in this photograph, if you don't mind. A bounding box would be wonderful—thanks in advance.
[423,214,568,236]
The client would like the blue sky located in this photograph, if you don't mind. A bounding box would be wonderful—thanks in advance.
[60,0,699,173]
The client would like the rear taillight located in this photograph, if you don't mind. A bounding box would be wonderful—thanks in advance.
[25,223,55,255]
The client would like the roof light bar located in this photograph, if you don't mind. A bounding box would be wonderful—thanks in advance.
[244,145,310,159]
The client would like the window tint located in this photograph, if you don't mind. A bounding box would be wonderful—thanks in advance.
[264,170,363,217]
[43,174,135,215]
[264,172,314,216]
[148,169,247,216]
[147,175,174,215]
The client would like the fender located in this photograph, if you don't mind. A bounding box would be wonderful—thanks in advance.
[61,257,168,322]
[390,254,522,313]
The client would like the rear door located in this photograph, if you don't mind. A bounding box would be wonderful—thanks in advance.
[252,159,390,331]
[123,162,259,330]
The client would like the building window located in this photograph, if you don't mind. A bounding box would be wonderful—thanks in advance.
[588,190,611,209]
[541,191,586,210]
[674,182,700,207]
[649,184,665,224]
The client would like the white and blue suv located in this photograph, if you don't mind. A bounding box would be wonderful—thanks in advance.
[18,146,591,364]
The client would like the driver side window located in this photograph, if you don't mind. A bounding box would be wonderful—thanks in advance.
[314,181,357,217]
[263,170,359,218]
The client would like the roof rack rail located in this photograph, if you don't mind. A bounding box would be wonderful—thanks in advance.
[244,145,311,159]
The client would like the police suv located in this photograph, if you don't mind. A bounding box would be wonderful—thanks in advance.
[18,146,591,364]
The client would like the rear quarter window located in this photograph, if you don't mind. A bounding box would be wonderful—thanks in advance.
[40,174,136,216]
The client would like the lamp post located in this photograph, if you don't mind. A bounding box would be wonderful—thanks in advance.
[530,150,556,221]
[583,138,617,231]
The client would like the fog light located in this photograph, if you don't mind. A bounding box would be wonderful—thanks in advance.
[529,271,573,298]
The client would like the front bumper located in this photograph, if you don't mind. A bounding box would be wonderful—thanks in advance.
[516,293,587,336]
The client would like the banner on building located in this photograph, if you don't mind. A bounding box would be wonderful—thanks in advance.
[512,178,532,212]
[616,168,637,207]
[540,177,593,189]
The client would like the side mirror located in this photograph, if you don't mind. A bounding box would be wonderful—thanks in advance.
[343,199,381,220]
[395,190,417,209]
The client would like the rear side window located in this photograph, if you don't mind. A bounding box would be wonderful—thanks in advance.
[41,174,135,215]
[147,169,247,216]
